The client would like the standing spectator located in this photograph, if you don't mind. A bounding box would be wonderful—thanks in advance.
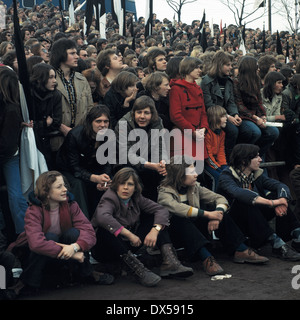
[104,71,139,129]
[30,63,62,170]
[138,71,172,130]
[49,38,94,152]
[0,66,28,235]
[56,105,112,218]
[144,48,167,73]
[96,49,123,98]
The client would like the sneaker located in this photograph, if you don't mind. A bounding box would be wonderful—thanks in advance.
[272,244,300,261]
[233,248,269,264]
[203,256,224,276]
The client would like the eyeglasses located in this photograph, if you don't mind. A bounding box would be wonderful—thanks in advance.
[41,49,48,53]
[82,54,88,57]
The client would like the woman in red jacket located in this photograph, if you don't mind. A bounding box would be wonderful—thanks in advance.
[169,57,209,163]
[10,171,113,296]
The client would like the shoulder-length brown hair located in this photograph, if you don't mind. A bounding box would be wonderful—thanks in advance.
[111,71,138,96]
[110,167,143,196]
[207,51,233,78]
[34,171,69,210]
[207,105,227,131]
[160,155,193,190]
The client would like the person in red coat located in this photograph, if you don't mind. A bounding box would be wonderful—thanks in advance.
[169,57,209,164]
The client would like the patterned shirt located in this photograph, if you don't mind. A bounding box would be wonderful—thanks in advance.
[57,68,77,128]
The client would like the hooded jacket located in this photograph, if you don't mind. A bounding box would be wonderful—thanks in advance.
[8,191,96,258]
[169,78,208,158]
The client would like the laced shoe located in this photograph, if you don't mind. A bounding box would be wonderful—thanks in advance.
[234,248,269,264]
[159,244,194,278]
[122,251,161,287]
[202,256,224,276]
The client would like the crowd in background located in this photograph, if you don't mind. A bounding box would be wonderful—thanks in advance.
[2,0,300,299]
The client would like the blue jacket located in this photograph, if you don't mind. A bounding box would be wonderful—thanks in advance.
[217,166,291,206]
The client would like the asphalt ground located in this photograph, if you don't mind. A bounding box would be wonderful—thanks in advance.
[15,242,300,302]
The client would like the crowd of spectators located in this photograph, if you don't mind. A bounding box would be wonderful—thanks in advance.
[2,0,300,299]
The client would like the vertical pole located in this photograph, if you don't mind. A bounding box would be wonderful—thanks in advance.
[268,0,271,33]
[296,0,299,34]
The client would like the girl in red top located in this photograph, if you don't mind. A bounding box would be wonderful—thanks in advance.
[169,57,209,161]
[204,105,228,190]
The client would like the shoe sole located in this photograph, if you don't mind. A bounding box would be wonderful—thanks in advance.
[233,258,269,264]
[160,270,194,278]
[205,269,225,276]
[139,277,161,287]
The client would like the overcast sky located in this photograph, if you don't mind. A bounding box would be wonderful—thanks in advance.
[135,0,292,33]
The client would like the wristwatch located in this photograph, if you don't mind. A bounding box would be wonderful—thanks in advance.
[152,225,162,232]
[72,243,79,253]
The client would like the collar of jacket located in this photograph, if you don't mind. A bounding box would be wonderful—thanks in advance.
[170,78,199,89]
[158,183,197,204]
[229,166,264,182]
[120,110,163,130]
[203,74,233,85]
[28,191,74,233]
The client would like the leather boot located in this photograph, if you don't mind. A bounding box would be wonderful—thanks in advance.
[121,251,161,287]
[159,243,194,278]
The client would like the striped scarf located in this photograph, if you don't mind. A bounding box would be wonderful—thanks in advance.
[57,68,77,128]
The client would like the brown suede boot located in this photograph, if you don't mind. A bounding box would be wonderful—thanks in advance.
[159,244,194,278]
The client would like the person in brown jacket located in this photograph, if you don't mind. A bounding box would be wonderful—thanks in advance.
[91,167,193,287]
[49,38,94,152]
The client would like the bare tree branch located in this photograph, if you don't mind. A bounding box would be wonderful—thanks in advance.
[165,0,197,22]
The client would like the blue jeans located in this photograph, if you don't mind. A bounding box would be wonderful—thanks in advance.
[238,120,279,156]
[2,155,28,234]
[204,164,228,191]
[224,121,239,162]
